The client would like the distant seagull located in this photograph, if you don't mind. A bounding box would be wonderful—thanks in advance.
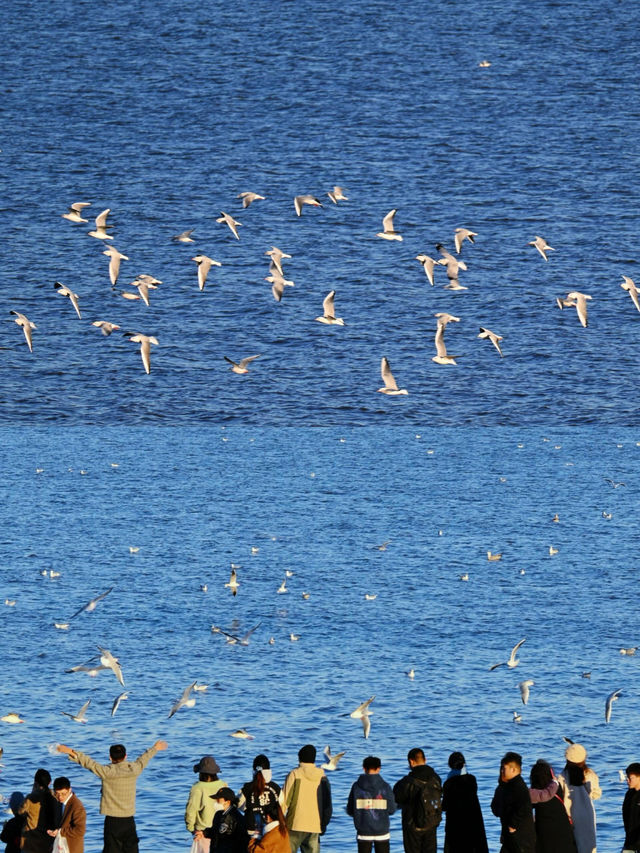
[102,246,129,287]
[375,541,391,551]
[10,311,36,352]
[376,209,402,241]
[124,332,158,374]
[327,186,348,204]
[415,254,439,286]
[97,646,125,686]
[61,699,90,724]
[478,60,491,67]
[582,672,592,678]
[459,573,469,581]
[364,594,377,600]
[216,211,242,239]
[322,745,346,770]
[54,282,82,319]
[168,681,197,718]
[487,551,502,561]
[69,587,113,620]
[264,246,291,276]
[604,478,626,488]
[529,236,554,261]
[285,569,294,577]
[315,290,345,325]
[549,545,559,555]
[193,683,208,692]
[621,276,640,313]
[605,688,622,723]
[378,357,408,395]
[602,511,612,519]
[237,192,265,209]
[407,668,415,680]
[213,623,261,646]
[54,622,69,630]
[111,691,129,716]
[192,255,221,291]
[433,315,460,365]
[302,592,310,600]
[435,244,467,287]
[62,202,91,223]
[552,513,560,523]
[289,633,300,642]
[224,355,260,375]
[172,229,195,243]
[277,578,288,594]
[490,638,526,670]
[131,278,158,307]
[88,208,113,240]
[294,195,323,216]
[519,679,535,705]
[230,729,254,739]
[2,712,24,724]
[350,696,374,738]
[200,584,208,593]
[267,266,295,302]
[454,228,477,254]
[565,291,592,328]
[225,568,239,596]
[620,647,637,655]
[513,710,522,723]
[478,327,503,357]
[92,321,120,336]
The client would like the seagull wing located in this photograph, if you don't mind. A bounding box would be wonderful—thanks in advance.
[508,638,526,665]
[95,208,111,228]
[381,209,397,233]
[322,291,336,318]
[237,355,261,369]
[380,358,399,391]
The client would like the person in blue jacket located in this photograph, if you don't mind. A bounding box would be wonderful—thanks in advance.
[347,756,397,853]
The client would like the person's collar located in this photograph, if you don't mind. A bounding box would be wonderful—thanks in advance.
[263,820,278,833]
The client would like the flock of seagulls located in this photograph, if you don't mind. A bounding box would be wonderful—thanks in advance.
[9,187,631,393]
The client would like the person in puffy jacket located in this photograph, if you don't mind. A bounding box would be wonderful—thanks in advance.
[347,756,396,853]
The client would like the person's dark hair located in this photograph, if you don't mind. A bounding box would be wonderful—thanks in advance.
[298,744,316,763]
[199,773,217,782]
[627,763,640,777]
[530,760,553,789]
[34,769,51,788]
[109,744,126,762]
[501,751,522,769]
[253,754,270,771]
[53,777,71,791]
[251,754,270,796]
[566,761,586,786]
[448,752,465,770]
[408,748,425,763]
[363,756,381,771]
[262,801,287,837]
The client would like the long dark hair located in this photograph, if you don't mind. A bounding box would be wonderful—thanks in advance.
[262,802,287,837]
[530,760,553,789]
[251,754,270,797]
[565,760,586,786]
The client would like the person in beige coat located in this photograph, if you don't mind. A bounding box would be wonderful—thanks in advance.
[282,746,332,853]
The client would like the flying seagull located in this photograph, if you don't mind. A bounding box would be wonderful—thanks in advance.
[97,646,125,686]
[168,681,197,718]
[224,355,260,375]
[376,209,402,241]
[10,311,37,352]
[490,638,526,670]
[294,195,323,217]
[69,587,113,620]
[529,236,554,261]
[605,688,622,724]
[61,699,91,724]
[378,357,408,395]
[111,691,129,717]
[519,679,535,705]
[350,696,374,738]
[321,745,346,770]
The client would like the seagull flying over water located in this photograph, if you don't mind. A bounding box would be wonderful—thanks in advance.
[565,291,592,328]
[168,681,197,718]
[264,246,291,275]
[54,282,82,319]
[61,699,91,724]
[415,254,440,286]
[69,587,113,620]
[172,229,195,243]
[88,208,113,240]
[216,212,242,239]
[111,691,129,716]
[294,195,323,216]
[529,236,554,261]
[10,310,37,352]
[478,327,504,357]
[490,638,526,670]
[350,696,374,739]
[322,745,346,770]
[454,228,477,254]
[224,355,260,375]
[225,567,239,596]
[124,332,158,374]
[62,202,91,223]
[327,186,348,204]
[621,276,640,313]
[519,679,534,705]
[378,357,408,395]
[97,646,125,686]
[192,255,221,291]
[376,209,402,241]
[92,321,120,336]
[605,688,622,723]
[237,192,265,209]
[315,291,345,325]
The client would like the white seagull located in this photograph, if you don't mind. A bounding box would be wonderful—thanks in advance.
[124,332,158,374]
[621,276,640,312]
[415,254,439,286]
[92,321,120,336]
[168,681,197,718]
[454,228,477,254]
[605,688,622,724]
[61,699,91,724]
[322,745,346,770]
[97,646,125,686]
[216,211,242,239]
[237,192,265,209]
[10,310,37,352]
[529,236,554,261]
[192,255,222,291]
[490,638,526,670]
[88,208,113,240]
[315,291,345,325]
[327,186,348,203]
[103,246,129,287]
[225,567,239,596]
[378,357,408,395]
[264,246,291,275]
[566,291,592,328]
[435,244,467,287]
[62,202,91,223]
[376,209,402,241]
[111,691,129,716]
[69,587,113,620]
[294,195,323,216]
[478,327,503,357]
[519,679,535,705]
[54,282,82,319]
[350,696,374,738]
[224,355,260,374]
[172,229,195,243]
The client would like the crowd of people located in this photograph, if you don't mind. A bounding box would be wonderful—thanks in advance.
[2,741,639,853]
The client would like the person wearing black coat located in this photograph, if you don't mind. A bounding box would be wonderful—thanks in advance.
[200,788,248,853]
[491,752,536,853]
[442,752,488,853]
[622,762,640,852]
[393,748,442,853]
[528,760,576,853]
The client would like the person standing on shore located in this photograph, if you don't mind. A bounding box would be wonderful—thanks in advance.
[393,748,442,853]
[47,777,86,853]
[490,752,535,853]
[283,745,332,853]
[622,762,640,853]
[346,755,396,853]
[185,756,227,852]
[556,744,601,853]
[57,739,167,853]
[19,769,60,853]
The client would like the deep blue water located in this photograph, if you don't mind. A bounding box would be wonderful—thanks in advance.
[1,1,640,851]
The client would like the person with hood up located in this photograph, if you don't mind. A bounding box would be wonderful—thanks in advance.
[283,745,332,853]
[346,755,396,853]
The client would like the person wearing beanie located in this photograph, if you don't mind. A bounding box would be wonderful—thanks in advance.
[238,755,284,838]
[622,763,640,853]
[0,792,26,853]
[490,752,535,853]
[442,752,488,853]
[556,743,601,853]
[283,745,332,853]
[346,755,396,853]
[185,756,228,851]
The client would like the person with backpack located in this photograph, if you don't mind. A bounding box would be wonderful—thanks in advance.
[490,752,536,853]
[346,755,397,853]
[393,748,442,853]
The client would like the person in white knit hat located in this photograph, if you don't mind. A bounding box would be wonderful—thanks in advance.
[556,743,601,853]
